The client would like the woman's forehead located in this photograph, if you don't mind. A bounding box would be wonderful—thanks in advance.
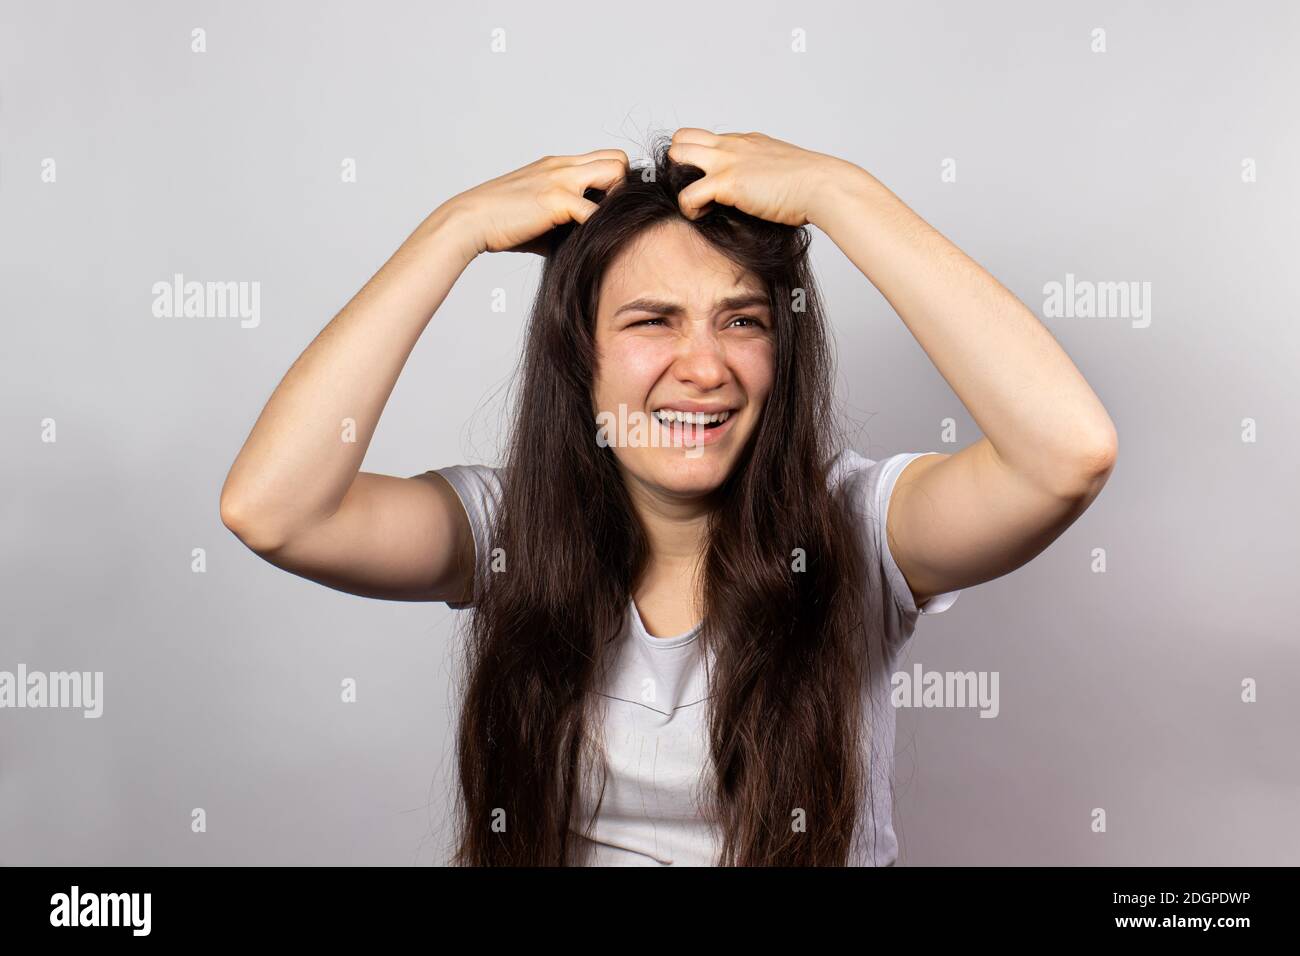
[598,224,764,315]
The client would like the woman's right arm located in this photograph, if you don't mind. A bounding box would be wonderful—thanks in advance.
[219,201,481,601]
[219,151,628,602]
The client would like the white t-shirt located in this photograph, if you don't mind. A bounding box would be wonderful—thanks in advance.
[433,450,961,866]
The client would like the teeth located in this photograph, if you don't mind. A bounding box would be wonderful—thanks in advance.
[654,409,731,425]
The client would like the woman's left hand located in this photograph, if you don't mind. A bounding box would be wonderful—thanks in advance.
[667,128,853,227]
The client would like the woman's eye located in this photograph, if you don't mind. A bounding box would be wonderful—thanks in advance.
[629,316,764,329]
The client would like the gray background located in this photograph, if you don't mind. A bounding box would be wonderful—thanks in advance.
[2,0,1297,865]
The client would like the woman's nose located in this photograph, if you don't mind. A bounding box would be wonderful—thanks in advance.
[673,330,728,390]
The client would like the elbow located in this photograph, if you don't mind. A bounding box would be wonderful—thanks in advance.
[1054,423,1118,501]
[219,487,289,555]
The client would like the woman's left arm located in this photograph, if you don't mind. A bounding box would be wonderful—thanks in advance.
[816,159,1117,607]
[670,128,1118,606]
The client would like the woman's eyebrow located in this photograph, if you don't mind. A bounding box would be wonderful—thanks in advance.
[613,293,771,317]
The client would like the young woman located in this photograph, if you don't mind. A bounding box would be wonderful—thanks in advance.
[220,129,1117,867]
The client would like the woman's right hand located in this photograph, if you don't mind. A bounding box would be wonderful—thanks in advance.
[444,149,630,257]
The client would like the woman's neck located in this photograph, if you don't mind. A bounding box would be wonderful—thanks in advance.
[624,476,713,635]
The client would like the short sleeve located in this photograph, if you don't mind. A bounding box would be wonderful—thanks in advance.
[829,450,962,631]
[425,463,503,609]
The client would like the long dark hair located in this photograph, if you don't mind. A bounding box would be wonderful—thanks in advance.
[452,134,877,866]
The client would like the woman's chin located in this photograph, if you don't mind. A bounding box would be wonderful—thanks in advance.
[638,453,737,499]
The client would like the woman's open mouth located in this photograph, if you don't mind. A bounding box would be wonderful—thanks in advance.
[651,407,736,448]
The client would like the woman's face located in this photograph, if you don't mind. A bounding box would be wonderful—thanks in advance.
[591,219,776,501]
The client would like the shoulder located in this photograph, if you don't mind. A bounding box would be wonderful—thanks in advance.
[827,448,962,622]
[419,464,504,609]
[421,463,504,554]
[825,448,939,515]
[426,463,503,516]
